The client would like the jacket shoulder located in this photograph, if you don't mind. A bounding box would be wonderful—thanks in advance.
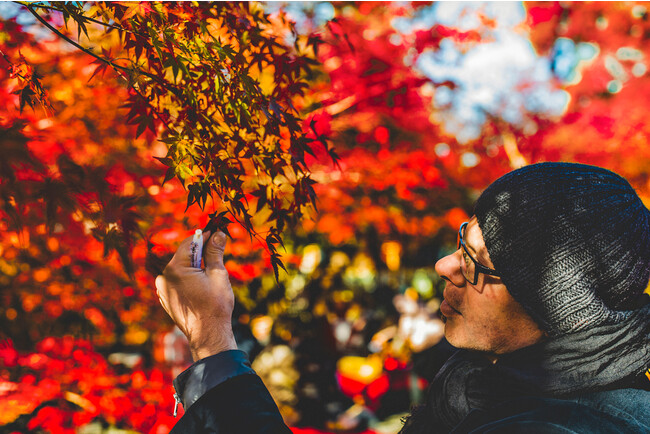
[574,388,650,430]
[453,390,649,434]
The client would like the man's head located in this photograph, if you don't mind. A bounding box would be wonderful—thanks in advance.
[435,216,544,354]
[436,162,650,353]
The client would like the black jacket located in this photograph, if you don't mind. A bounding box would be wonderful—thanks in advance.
[171,373,291,434]
[170,350,650,433]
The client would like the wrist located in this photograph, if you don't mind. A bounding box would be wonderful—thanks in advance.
[189,324,238,361]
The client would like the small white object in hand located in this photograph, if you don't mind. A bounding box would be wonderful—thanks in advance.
[190,229,203,268]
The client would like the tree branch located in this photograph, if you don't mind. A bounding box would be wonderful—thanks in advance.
[24,4,140,79]
[16,1,140,36]
[23,3,190,101]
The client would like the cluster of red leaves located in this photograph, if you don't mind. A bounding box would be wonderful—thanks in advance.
[293,3,511,246]
[0,19,52,115]
[0,337,180,433]
[299,1,650,252]
[3,2,650,431]
[522,1,650,193]
[0,6,293,353]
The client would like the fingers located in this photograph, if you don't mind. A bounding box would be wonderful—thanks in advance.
[168,230,212,269]
[168,233,197,268]
[204,231,227,271]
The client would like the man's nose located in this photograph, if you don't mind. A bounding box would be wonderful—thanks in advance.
[435,250,465,287]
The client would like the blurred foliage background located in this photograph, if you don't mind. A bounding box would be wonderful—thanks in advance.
[2,2,650,433]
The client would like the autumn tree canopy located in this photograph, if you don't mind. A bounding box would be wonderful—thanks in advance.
[3,1,650,432]
[5,1,337,278]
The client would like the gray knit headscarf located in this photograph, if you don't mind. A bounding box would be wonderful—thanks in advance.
[475,162,650,335]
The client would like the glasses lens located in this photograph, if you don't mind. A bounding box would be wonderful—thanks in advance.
[458,223,477,284]
[461,248,476,284]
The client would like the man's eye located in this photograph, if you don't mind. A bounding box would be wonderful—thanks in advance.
[462,250,471,268]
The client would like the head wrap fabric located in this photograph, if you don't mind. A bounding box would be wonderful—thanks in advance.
[475,162,650,335]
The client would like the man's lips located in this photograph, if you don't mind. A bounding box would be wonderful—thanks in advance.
[440,298,461,317]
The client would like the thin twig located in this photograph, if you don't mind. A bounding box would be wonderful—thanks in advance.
[24,4,152,81]
[16,1,141,36]
[23,2,186,102]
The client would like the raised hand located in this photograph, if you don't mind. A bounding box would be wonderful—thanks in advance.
[155,231,237,361]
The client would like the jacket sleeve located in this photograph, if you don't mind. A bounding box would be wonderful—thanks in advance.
[170,350,292,434]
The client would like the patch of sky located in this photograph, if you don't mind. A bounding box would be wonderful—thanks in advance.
[461,151,479,168]
[315,2,335,22]
[263,2,334,35]
[607,80,623,94]
[393,4,439,33]
[426,2,525,31]
[551,38,577,81]
[262,2,334,46]
[551,38,599,83]
[0,2,22,21]
[420,2,525,32]
[632,62,647,77]
[605,55,628,82]
[613,46,646,82]
[434,142,450,157]
[434,85,453,107]
[394,2,569,143]
[616,47,643,62]
[0,2,69,41]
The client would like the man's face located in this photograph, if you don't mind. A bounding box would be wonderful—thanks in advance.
[435,216,544,355]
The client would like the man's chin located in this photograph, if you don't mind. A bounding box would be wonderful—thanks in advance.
[442,322,463,349]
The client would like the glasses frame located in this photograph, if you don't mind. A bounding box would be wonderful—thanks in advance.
[457,221,500,285]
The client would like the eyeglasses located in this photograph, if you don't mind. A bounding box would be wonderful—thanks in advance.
[457,221,500,285]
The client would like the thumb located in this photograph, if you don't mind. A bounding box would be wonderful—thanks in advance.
[205,231,227,270]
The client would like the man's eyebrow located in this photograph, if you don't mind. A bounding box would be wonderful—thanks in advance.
[462,227,478,254]
[465,241,483,263]
[464,239,479,256]
[465,233,489,263]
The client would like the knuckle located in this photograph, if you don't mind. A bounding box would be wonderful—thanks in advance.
[207,268,230,280]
